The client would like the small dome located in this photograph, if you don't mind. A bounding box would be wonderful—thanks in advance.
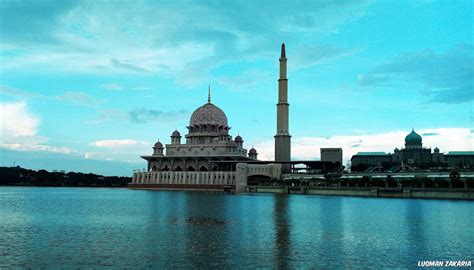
[235,135,243,142]
[154,141,163,148]
[434,147,439,152]
[405,129,422,145]
[190,103,228,127]
[171,130,180,137]
[394,147,399,152]
[249,148,257,154]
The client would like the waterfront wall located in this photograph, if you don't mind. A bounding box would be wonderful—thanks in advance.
[131,171,236,188]
[249,186,474,200]
[128,183,234,191]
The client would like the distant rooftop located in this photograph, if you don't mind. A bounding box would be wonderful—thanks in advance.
[354,152,389,156]
[446,151,474,156]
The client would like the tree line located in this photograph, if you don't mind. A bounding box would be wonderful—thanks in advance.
[0,166,132,187]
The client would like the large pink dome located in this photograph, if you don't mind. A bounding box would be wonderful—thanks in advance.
[190,102,228,127]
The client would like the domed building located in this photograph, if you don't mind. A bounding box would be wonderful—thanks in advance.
[404,129,423,149]
[392,129,433,164]
[352,129,446,171]
[139,87,258,174]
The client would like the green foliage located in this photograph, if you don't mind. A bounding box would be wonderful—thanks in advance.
[0,166,131,187]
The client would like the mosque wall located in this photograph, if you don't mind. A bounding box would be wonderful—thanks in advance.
[132,171,236,185]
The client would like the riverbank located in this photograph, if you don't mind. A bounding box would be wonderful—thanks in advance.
[247,186,474,200]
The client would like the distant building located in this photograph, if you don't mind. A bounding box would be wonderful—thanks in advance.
[446,152,474,168]
[351,152,391,167]
[350,129,474,171]
[321,148,343,166]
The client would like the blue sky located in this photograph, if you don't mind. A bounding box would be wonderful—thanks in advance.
[0,0,472,175]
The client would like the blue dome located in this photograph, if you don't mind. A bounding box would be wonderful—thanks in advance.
[405,129,422,145]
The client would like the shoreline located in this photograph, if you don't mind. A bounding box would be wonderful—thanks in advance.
[127,184,474,200]
[248,186,474,200]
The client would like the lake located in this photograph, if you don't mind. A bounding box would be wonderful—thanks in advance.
[0,187,472,268]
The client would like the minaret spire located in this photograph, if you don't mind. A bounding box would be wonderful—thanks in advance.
[208,84,211,103]
[275,42,291,172]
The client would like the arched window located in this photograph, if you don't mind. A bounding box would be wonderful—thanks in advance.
[199,166,208,171]
[187,166,196,171]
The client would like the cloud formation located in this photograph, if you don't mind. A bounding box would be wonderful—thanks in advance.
[0,102,39,137]
[0,85,41,100]
[87,139,151,164]
[89,139,148,149]
[0,0,368,84]
[291,45,356,69]
[100,83,122,91]
[129,108,187,123]
[56,91,101,107]
[358,45,474,103]
[0,102,75,154]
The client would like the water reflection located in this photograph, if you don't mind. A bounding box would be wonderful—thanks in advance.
[183,192,231,269]
[319,197,345,268]
[272,195,291,269]
[0,188,473,269]
[405,200,426,265]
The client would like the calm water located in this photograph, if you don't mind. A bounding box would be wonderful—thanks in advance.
[0,187,472,269]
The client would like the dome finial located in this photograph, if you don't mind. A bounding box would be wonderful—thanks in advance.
[208,84,211,103]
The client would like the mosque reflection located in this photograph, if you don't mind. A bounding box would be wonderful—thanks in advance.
[272,195,291,269]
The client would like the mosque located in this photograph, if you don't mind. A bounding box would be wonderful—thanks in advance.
[129,44,292,191]
[142,87,258,173]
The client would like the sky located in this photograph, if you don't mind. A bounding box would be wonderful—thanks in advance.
[0,0,473,176]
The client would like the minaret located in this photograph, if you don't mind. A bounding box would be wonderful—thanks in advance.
[275,43,291,170]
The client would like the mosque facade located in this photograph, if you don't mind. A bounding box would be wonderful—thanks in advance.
[142,87,258,173]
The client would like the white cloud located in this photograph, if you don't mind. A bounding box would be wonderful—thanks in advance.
[0,102,77,155]
[84,151,141,163]
[254,128,473,164]
[0,85,41,100]
[0,102,39,137]
[56,91,101,107]
[87,139,153,164]
[100,83,122,91]
[89,139,149,149]
[2,143,75,154]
